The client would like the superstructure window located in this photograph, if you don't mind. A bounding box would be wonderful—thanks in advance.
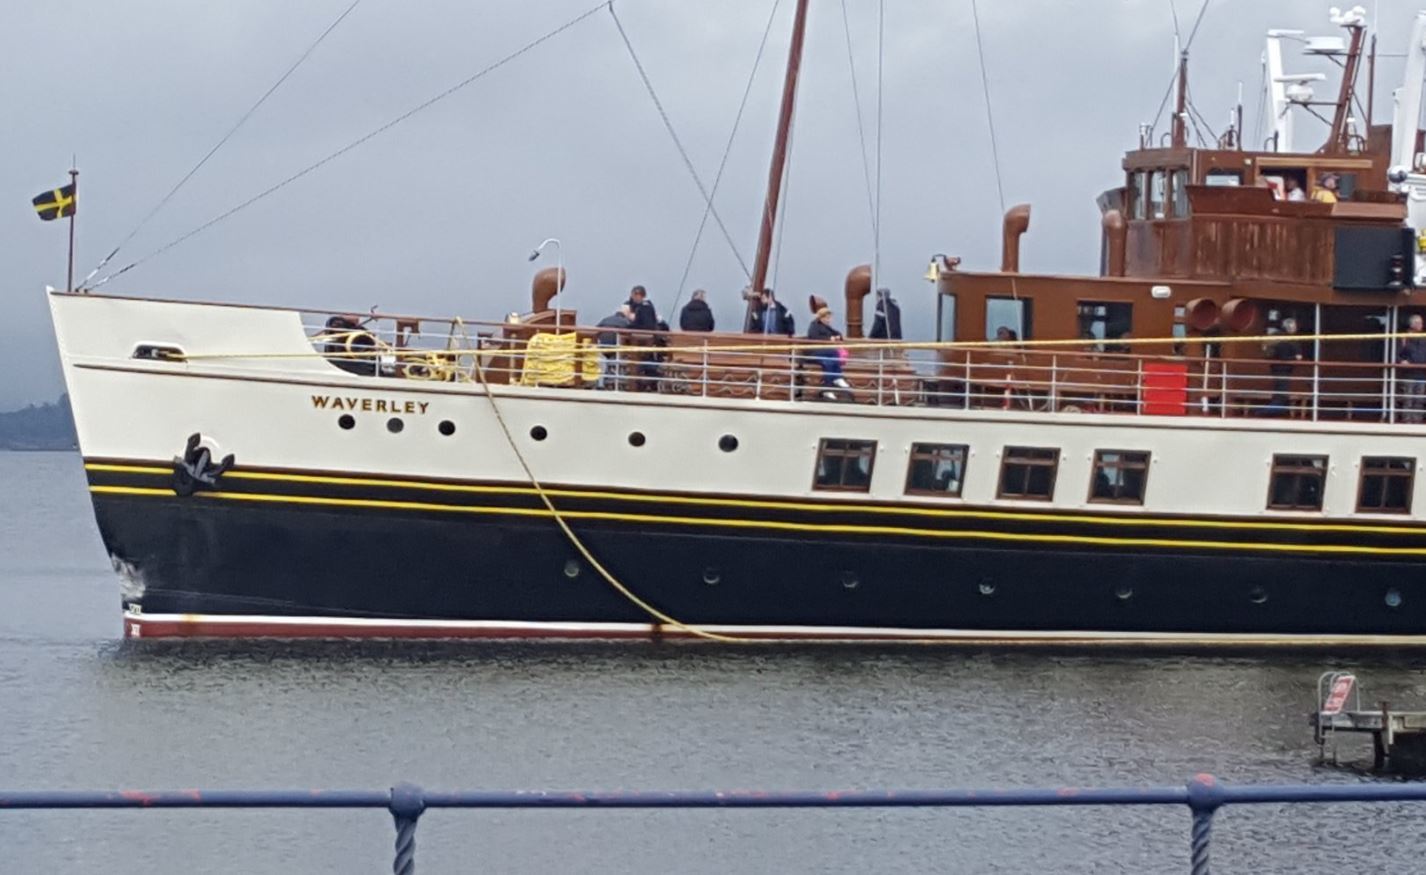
[1267,455,1327,511]
[986,297,1031,342]
[1090,450,1150,504]
[1077,302,1134,348]
[1149,171,1167,219]
[815,439,877,492]
[905,443,968,497]
[937,294,957,343]
[998,446,1059,501]
[1358,457,1414,514]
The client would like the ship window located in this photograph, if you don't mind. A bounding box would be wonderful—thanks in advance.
[1149,171,1167,219]
[814,439,877,492]
[937,294,957,342]
[1267,455,1327,511]
[1076,302,1134,348]
[1090,450,1150,504]
[905,443,968,497]
[1132,171,1149,220]
[986,297,1031,341]
[998,446,1059,501]
[1171,169,1189,216]
[1205,170,1242,187]
[1358,456,1414,514]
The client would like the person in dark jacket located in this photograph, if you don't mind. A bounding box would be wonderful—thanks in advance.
[1262,317,1305,416]
[594,306,634,389]
[748,289,794,336]
[807,307,851,397]
[624,285,664,390]
[679,289,715,332]
[1399,313,1426,423]
[626,285,659,330]
[868,288,903,340]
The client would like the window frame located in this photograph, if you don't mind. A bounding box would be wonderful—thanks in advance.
[1088,450,1152,505]
[997,446,1060,501]
[1356,456,1415,515]
[985,296,1032,342]
[813,438,878,493]
[904,443,969,499]
[1265,454,1328,511]
[936,293,957,343]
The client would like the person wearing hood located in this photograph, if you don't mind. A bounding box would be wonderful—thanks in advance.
[679,289,715,332]
[869,288,902,340]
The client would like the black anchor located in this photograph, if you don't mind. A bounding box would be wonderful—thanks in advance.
[172,433,236,497]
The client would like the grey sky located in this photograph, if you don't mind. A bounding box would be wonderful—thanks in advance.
[3,0,1421,408]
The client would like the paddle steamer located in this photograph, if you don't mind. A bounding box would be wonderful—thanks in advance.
[49,5,1426,643]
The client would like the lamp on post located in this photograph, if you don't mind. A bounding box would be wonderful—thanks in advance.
[527,238,564,329]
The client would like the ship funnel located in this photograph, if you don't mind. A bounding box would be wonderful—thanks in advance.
[1001,204,1031,273]
[1183,298,1219,331]
[844,264,872,338]
[1220,298,1260,333]
[531,267,567,312]
[1101,209,1127,277]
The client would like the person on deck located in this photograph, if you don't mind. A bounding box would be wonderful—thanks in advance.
[748,289,795,336]
[1263,317,1305,416]
[626,286,659,330]
[1398,314,1426,423]
[1283,177,1307,202]
[869,288,903,340]
[1312,173,1340,204]
[807,307,851,398]
[624,286,662,390]
[594,306,634,390]
[679,289,715,332]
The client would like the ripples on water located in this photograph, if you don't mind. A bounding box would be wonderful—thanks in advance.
[3,452,1425,872]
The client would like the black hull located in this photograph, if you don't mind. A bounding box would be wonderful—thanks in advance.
[86,461,1426,642]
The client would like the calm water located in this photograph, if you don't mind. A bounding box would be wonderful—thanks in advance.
[2,451,1426,872]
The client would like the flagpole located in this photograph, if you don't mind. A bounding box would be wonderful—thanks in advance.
[66,167,78,293]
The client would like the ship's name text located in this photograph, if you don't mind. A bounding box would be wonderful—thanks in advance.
[311,395,429,415]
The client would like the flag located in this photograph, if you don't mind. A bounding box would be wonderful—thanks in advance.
[32,183,76,222]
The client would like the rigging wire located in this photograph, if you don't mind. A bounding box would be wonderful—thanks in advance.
[967,0,1005,215]
[873,0,885,293]
[670,0,782,313]
[770,101,798,292]
[841,0,876,240]
[608,2,752,280]
[86,1,608,291]
[82,0,364,288]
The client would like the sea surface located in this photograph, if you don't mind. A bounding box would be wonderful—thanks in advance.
[2,450,1425,873]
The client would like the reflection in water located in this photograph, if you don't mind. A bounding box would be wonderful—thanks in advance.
[4,453,1426,873]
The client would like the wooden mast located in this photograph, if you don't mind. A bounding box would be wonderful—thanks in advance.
[1326,22,1366,152]
[1171,51,1189,148]
[746,0,811,329]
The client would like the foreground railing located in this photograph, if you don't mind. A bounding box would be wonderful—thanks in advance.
[6,775,1426,874]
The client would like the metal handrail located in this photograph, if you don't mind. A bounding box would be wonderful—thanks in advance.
[4,775,1426,873]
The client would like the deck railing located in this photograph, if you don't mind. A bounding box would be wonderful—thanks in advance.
[288,310,1426,424]
[6,775,1426,873]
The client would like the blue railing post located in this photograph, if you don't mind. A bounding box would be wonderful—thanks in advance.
[388,782,426,875]
[1185,773,1224,875]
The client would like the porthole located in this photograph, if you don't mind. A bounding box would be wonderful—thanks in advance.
[387,417,404,434]
[530,425,548,441]
[563,559,580,579]
[1115,585,1133,601]
[338,414,355,430]
[978,580,996,596]
[719,434,739,453]
[841,571,860,590]
[1249,586,1268,605]
[438,420,456,436]
[628,431,647,447]
[1386,588,1404,609]
[702,568,721,586]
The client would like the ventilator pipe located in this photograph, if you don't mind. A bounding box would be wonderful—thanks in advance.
[1183,297,1220,332]
[1101,209,1127,277]
[531,267,567,312]
[1220,298,1260,333]
[1001,204,1032,273]
[844,263,872,339]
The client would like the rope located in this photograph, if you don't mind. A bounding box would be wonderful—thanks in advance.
[671,0,782,312]
[608,2,751,280]
[82,0,364,288]
[840,0,877,240]
[770,101,797,291]
[469,339,745,643]
[968,0,1005,217]
[85,1,607,291]
[873,0,885,292]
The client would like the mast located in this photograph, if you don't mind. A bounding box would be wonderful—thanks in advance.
[1171,50,1189,148]
[1325,13,1366,152]
[747,0,811,324]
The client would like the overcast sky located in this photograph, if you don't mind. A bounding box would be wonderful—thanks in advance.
[2,0,1422,408]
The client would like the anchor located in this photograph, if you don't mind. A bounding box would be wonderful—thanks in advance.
[172,433,235,497]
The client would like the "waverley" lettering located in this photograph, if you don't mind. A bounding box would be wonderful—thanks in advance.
[311,395,430,414]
